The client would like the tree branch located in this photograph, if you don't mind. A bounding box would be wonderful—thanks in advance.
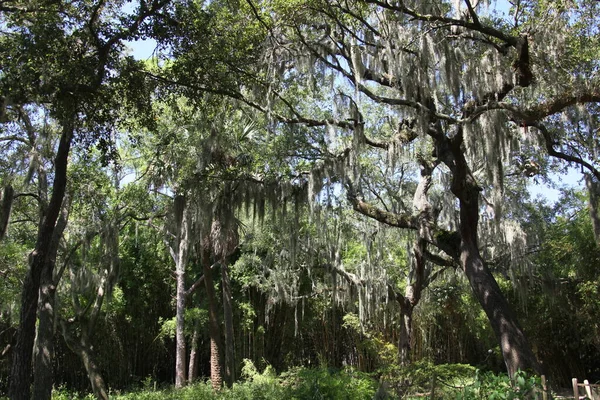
[534,122,600,181]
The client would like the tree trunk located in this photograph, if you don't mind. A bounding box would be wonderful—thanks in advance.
[32,267,56,400]
[398,302,414,365]
[188,317,201,383]
[175,267,187,388]
[449,133,541,377]
[33,211,69,400]
[398,236,425,365]
[63,328,109,400]
[458,196,542,377]
[398,159,432,365]
[585,174,600,246]
[174,195,190,389]
[209,337,222,390]
[221,262,235,386]
[9,126,73,400]
[77,343,109,400]
[203,246,223,390]
[0,185,14,240]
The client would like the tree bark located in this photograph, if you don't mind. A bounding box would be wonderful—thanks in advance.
[175,270,188,388]
[203,246,223,391]
[221,262,235,386]
[174,195,190,388]
[32,266,57,400]
[398,235,425,365]
[585,174,600,246]
[9,125,73,400]
[188,317,201,383]
[449,131,541,377]
[458,196,541,377]
[61,325,109,400]
[398,300,414,365]
[77,341,109,400]
[209,338,222,390]
[0,185,14,240]
[398,158,433,365]
[33,209,69,400]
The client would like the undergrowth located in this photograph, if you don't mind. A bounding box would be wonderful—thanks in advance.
[48,361,544,400]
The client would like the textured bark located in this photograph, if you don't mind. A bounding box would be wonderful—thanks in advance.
[32,258,57,400]
[9,126,72,400]
[175,268,188,388]
[221,263,235,386]
[458,197,541,376]
[398,300,414,365]
[449,132,541,377]
[0,185,13,240]
[188,318,201,383]
[174,195,189,388]
[33,210,69,400]
[203,247,224,391]
[209,338,222,390]
[78,344,109,400]
[585,174,600,246]
[398,235,426,365]
[62,327,109,400]
[398,159,434,365]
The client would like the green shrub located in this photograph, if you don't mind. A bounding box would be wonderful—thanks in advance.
[383,360,477,397]
[56,363,550,400]
[282,365,377,399]
[454,370,541,400]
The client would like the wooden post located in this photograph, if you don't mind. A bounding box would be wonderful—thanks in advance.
[541,375,548,400]
[584,379,593,400]
[573,378,580,400]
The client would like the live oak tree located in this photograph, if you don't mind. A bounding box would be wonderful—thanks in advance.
[2,0,598,395]
[164,0,600,377]
[0,0,167,397]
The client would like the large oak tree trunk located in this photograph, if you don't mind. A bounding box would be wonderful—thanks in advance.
[33,211,68,400]
[458,196,542,377]
[62,328,109,400]
[398,303,414,365]
[9,126,73,400]
[450,133,541,377]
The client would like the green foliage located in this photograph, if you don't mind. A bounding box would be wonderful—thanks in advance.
[509,191,600,383]
[156,308,208,341]
[282,366,376,400]
[49,364,377,399]
[343,312,397,369]
[453,370,541,400]
[50,365,541,400]
[383,360,477,397]
[0,240,29,318]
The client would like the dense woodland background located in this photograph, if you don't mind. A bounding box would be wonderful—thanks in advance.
[0,0,599,398]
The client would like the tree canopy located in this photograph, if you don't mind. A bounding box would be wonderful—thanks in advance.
[1,0,599,398]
